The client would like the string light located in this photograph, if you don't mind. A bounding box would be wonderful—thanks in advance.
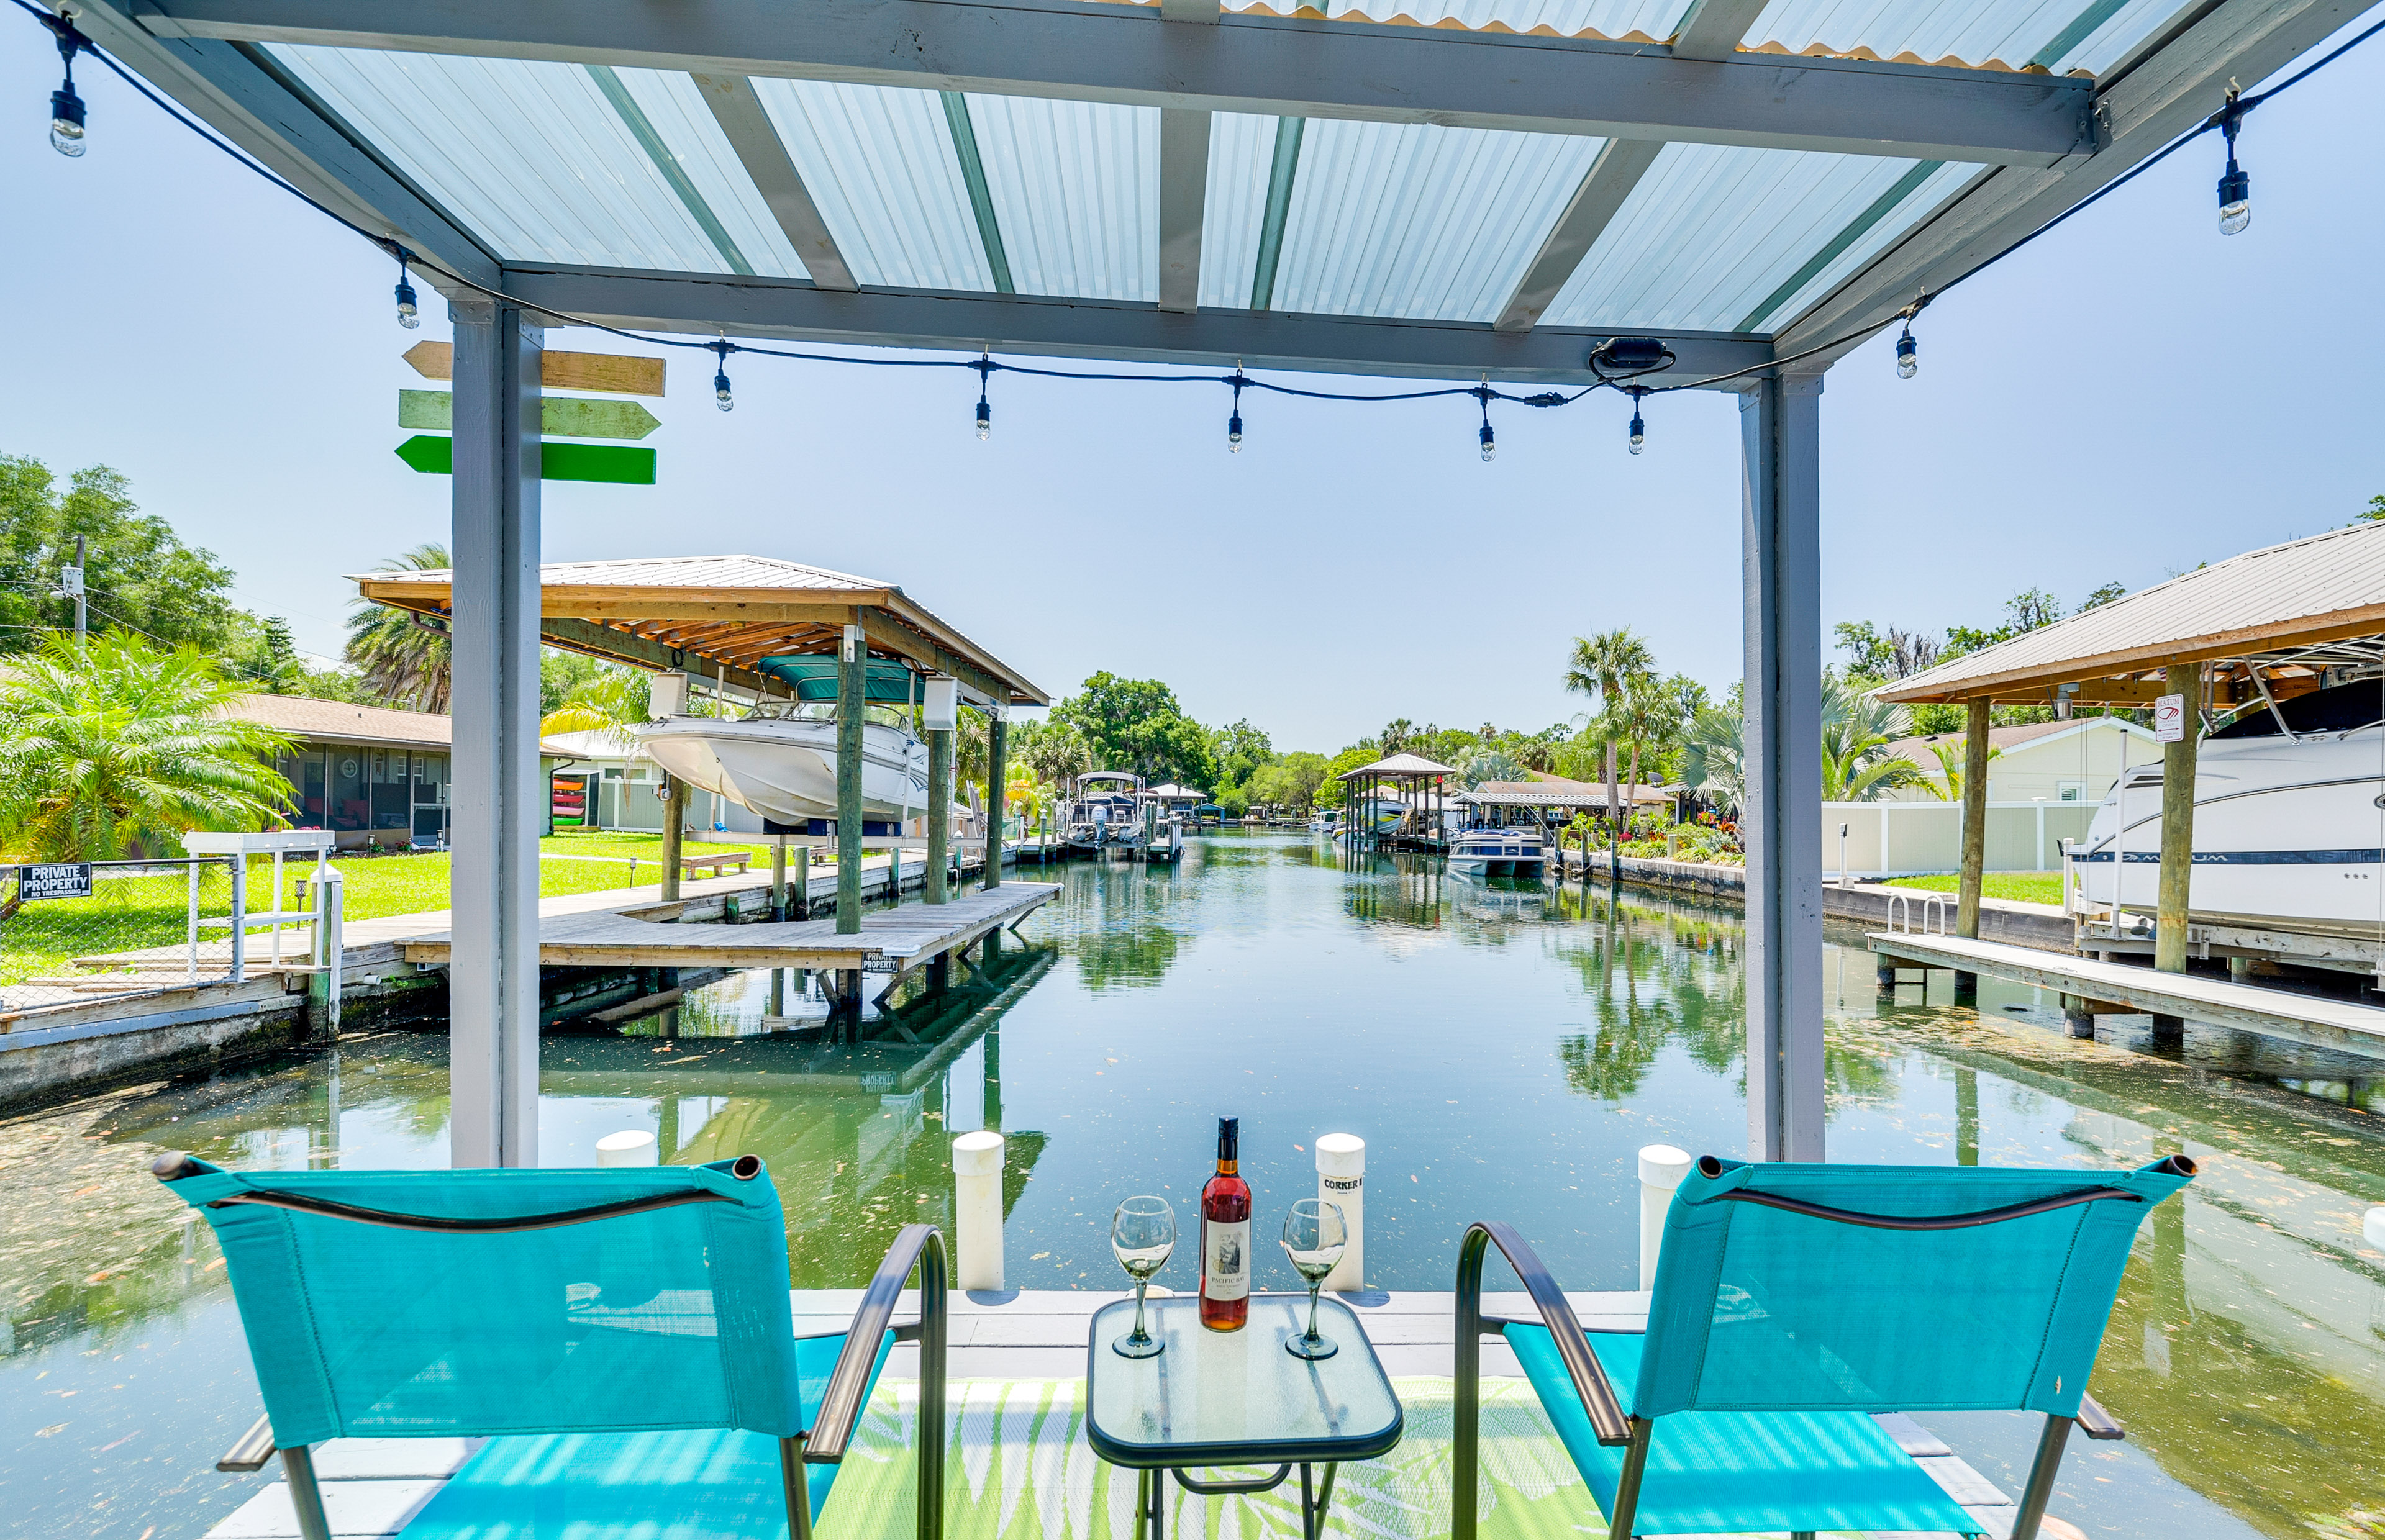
[1227,368,1245,452]
[36,7,87,158]
[973,353,993,440]
[1474,378,1496,462]
[1625,386,1649,454]
[1895,326,1917,379]
[708,338,734,411]
[393,248,419,330]
[2214,83,2251,235]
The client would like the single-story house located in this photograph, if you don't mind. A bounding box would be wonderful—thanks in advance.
[1874,716,2158,804]
[227,694,459,849]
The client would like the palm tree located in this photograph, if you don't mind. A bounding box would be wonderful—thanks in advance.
[0,630,295,861]
[345,543,452,712]
[1678,706,1744,810]
[1819,676,1922,801]
[1912,735,2002,802]
[1462,750,1528,789]
[1563,629,1655,827]
[540,663,653,740]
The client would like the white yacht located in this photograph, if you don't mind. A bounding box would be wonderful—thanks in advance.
[636,705,927,830]
[2070,681,2385,933]
[1447,825,1546,877]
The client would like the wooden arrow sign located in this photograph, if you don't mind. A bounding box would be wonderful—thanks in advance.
[396,436,656,486]
[399,389,661,440]
[402,340,665,398]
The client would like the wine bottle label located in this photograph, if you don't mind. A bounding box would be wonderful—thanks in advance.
[1203,1220,1251,1302]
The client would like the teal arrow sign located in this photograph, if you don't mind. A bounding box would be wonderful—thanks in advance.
[395,436,656,485]
[399,389,662,441]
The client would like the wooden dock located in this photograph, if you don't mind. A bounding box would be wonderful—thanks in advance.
[202,1289,2025,1540]
[401,883,1060,977]
[1871,930,2385,1056]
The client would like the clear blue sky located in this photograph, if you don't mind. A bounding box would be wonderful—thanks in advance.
[3,20,2380,754]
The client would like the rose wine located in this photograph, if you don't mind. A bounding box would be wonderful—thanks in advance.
[1199,1116,1253,1331]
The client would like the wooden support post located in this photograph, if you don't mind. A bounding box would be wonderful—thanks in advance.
[661,776,686,902]
[1876,956,1899,991]
[983,711,1007,892]
[770,839,788,922]
[794,848,811,918]
[836,623,866,935]
[2155,661,2199,974]
[2062,994,2096,1039]
[1955,698,1990,939]
[927,725,953,904]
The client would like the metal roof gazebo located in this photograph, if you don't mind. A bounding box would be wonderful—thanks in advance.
[1338,752,1458,849]
[70,0,2369,1169]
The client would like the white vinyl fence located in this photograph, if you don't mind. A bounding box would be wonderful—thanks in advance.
[1822,800,2097,880]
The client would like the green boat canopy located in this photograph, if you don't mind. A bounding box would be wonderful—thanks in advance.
[759,656,919,704]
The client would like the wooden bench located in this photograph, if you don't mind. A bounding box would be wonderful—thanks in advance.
[678,850,752,880]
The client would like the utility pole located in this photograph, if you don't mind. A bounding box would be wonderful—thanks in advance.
[65,534,86,640]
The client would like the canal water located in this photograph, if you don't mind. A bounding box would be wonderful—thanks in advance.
[4,832,2379,1539]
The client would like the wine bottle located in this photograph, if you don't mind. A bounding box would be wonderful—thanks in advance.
[1199,1115,1253,1331]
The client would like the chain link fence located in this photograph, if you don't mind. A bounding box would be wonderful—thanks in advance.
[0,858,242,1016]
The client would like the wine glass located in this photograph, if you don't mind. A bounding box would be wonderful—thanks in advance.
[1280,1198,1348,1360]
[1111,1195,1176,1359]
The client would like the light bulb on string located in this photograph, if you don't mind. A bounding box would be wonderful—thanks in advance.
[2214,83,2251,235]
[973,353,994,440]
[1625,386,1648,455]
[709,338,735,412]
[393,250,420,330]
[40,11,88,157]
[1227,369,1246,453]
[1475,379,1496,463]
[1478,421,1496,462]
[1895,327,1917,379]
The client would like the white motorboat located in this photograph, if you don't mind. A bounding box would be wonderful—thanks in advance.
[1063,771,1146,856]
[2070,681,2385,933]
[636,708,928,830]
[1447,825,1546,876]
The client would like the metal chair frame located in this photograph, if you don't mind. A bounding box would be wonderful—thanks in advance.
[162,1153,947,1540]
[1451,1156,2190,1540]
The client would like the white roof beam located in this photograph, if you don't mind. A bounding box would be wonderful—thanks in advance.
[1670,0,1774,61]
[688,74,857,291]
[1156,109,1211,315]
[1494,139,1663,333]
[130,0,2099,167]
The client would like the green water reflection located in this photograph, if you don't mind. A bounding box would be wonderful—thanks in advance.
[1,834,2380,1539]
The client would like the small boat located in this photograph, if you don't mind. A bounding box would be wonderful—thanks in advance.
[1309,810,1342,836]
[1447,825,1546,876]
[2072,679,2385,936]
[637,707,927,829]
[1063,772,1147,856]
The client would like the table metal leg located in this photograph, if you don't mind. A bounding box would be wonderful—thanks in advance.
[1298,1463,1340,1540]
[1135,1466,1166,1540]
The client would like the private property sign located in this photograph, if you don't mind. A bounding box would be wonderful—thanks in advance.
[2153,693,2187,743]
[19,863,93,900]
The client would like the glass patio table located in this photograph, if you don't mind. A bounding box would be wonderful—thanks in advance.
[1084,1293,1404,1540]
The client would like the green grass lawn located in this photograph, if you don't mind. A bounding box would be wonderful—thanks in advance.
[1884,871,2066,906]
[3,833,801,990]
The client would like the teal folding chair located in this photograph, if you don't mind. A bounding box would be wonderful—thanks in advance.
[1456,1154,2196,1540]
[153,1151,946,1540]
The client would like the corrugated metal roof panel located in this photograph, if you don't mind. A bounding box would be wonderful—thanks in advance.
[354,555,895,593]
[1200,112,1279,310]
[1742,0,2194,73]
[964,96,1158,302]
[1293,0,1691,37]
[1271,120,1603,322]
[268,47,797,274]
[1543,143,1974,333]
[1880,522,2385,699]
[748,79,996,291]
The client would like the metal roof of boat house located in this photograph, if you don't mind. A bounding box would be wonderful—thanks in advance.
[1877,522,2385,706]
[1339,753,1460,780]
[72,0,2354,386]
[1460,775,1674,806]
[351,554,1048,707]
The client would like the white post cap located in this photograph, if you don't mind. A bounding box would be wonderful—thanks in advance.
[1639,1145,1694,1189]
[1315,1133,1365,1177]
[953,1130,1005,1176]
[596,1130,656,1167]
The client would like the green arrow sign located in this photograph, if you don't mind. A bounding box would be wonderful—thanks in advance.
[399,389,661,441]
[395,436,656,486]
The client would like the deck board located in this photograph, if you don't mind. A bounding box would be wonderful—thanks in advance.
[399,884,1060,971]
[1870,930,2385,1055]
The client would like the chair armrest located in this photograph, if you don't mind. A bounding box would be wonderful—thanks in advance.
[807,1223,946,1463]
[1457,1221,1631,1447]
[2076,1393,2124,1440]
[217,1414,276,1472]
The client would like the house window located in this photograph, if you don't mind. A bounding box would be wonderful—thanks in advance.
[2058,780,2086,802]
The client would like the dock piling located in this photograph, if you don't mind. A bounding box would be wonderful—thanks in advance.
[1638,1145,1692,1290]
[952,1131,1006,1292]
[836,624,866,934]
